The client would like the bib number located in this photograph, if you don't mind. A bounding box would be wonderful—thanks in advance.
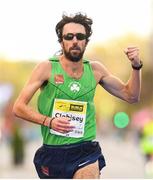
[50,99,87,138]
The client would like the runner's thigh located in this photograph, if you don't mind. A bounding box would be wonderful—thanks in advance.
[73,160,100,179]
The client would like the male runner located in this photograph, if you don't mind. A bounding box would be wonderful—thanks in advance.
[13,12,142,179]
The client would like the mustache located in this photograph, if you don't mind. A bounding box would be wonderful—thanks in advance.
[69,46,81,51]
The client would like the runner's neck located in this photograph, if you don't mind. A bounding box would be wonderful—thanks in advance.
[59,55,84,79]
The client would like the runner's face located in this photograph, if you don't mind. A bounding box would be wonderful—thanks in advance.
[61,23,87,62]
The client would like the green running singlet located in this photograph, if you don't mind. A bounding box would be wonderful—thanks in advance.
[37,56,97,145]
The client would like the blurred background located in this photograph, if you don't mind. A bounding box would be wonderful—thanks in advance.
[0,0,153,178]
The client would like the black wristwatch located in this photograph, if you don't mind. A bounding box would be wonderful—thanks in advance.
[132,61,143,70]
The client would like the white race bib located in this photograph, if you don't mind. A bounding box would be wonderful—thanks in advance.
[50,99,87,138]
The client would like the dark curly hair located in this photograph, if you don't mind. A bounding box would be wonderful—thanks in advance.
[55,12,93,43]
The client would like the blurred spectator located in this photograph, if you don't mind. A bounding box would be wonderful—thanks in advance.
[139,120,153,178]
[3,101,25,165]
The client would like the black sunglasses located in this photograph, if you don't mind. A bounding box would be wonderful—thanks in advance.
[63,33,87,41]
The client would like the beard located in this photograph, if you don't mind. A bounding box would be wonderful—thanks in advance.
[63,45,85,62]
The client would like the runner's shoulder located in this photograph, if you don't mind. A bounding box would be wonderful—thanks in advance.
[35,60,51,71]
[33,60,51,81]
[90,60,105,72]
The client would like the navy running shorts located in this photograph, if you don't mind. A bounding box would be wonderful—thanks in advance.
[33,141,106,179]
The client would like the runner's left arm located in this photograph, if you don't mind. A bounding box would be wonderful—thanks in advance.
[92,46,141,103]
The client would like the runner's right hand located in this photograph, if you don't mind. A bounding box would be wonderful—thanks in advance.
[51,117,75,133]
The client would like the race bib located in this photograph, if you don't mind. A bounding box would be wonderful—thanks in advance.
[50,99,87,138]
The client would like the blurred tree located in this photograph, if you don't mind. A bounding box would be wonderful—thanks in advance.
[0,60,38,107]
